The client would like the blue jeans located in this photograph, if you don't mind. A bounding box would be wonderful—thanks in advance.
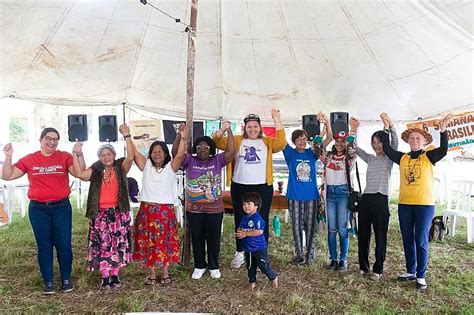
[28,199,73,283]
[326,184,350,261]
[398,204,434,279]
[245,248,277,283]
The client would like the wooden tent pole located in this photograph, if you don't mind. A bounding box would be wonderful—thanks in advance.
[184,0,198,268]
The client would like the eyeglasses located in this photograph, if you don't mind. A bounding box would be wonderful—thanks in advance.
[196,145,210,150]
[244,114,260,123]
[296,137,308,141]
[44,136,59,143]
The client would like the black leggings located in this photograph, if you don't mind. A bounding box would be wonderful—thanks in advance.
[230,182,274,252]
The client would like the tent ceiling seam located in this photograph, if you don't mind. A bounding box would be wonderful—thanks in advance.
[277,0,313,112]
[245,0,264,112]
[340,0,412,112]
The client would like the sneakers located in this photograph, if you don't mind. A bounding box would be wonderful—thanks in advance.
[397,273,416,281]
[416,278,428,290]
[231,251,245,268]
[191,268,206,279]
[61,279,74,293]
[43,282,55,295]
[101,277,111,290]
[290,256,305,265]
[110,275,122,288]
[327,260,338,272]
[368,272,382,281]
[209,269,221,279]
[338,260,348,272]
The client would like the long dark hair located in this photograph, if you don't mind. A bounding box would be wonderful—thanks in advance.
[148,141,171,168]
[371,130,384,143]
[192,136,217,156]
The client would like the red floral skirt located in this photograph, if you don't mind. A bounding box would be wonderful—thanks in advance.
[133,202,180,268]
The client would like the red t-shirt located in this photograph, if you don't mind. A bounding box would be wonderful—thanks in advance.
[14,150,73,202]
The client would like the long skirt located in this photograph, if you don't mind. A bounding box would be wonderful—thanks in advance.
[133,202,180,268]
[87,207,132,272]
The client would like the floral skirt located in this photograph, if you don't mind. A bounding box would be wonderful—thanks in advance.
[87,207,132,272]
[133,202,180,268]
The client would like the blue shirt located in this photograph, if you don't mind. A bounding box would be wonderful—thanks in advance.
[239,211,267,252]
[283,144,319,201]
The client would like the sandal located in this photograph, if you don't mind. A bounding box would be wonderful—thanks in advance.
[144,276,156,285]
[160,276,171,285]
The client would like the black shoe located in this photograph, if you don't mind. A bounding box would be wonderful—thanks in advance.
[327,260,338,272]
[290,256,305,265]
[416,279,428,290]
[101,277,111,290]
[338,260,348,272]
[43,282,55,295]
[61,279,74,293]
[110,275,122,288]
[397,273,416,281]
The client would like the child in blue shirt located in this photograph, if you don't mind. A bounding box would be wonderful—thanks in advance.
[236,192,278,290]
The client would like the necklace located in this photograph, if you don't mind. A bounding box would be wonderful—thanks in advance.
[406,156,420,184]
[103,169,114,185]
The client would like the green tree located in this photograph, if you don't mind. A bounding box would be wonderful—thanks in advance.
[9,117,26,142]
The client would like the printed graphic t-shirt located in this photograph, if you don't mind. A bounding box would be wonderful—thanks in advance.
[239,211,267,252]
[182,153,226,213]
[283,145,319,201]
[14,150,73,202]
[233,138,267,184]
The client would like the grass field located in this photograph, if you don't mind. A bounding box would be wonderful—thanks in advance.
[0,201,473,313]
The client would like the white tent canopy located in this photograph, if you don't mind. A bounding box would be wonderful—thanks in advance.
[1,0,472,125]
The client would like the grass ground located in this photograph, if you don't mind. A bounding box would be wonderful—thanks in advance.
[0,202,473,313]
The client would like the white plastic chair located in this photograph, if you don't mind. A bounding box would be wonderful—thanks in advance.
[444,180,474,243]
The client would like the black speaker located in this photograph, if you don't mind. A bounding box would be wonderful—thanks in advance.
[302,115,320,141]
[330,112,349,135]
[99,115,118,142]
[68,114,88,141]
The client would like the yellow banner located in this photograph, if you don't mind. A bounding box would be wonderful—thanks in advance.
[406,112,474,151]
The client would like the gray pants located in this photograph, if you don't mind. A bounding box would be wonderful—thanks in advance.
[288,199,318,263]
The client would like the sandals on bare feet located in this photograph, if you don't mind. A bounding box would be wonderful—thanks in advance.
[144,276,156,285]
[160,276,171,285]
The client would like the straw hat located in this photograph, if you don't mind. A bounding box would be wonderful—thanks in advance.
[401,127,433,144]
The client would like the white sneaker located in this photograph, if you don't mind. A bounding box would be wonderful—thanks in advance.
[191,268,206,279]
[209,269,221,279]
[231,251,245,268]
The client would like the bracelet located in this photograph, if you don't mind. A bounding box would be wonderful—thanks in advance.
[74,152,83,157]
[124,134,131,138]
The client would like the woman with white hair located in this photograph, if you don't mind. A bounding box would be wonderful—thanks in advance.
[72,124,134,290]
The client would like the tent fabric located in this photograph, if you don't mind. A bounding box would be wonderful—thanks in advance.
[1,0,472,125]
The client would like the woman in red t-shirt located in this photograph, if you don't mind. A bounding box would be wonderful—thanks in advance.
[2,127,84,295]
[72,124,134,290]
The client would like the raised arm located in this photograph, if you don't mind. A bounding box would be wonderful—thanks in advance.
[171,123,186,157]
[271,108,287,152]
[426,113,453,165]
[381,112,398,150]
[221,121,235,163]
[350,117,370,163]
[212,123,229,150]
[119,123,134,174]
[129,139,147,171]
[71,142,92,181]
[317,112,333,149]
[1,143,25,180]
[380,130,403,165]
[171,126,187,172]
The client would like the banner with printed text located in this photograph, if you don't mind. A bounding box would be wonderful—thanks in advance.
[406,112,474,151]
